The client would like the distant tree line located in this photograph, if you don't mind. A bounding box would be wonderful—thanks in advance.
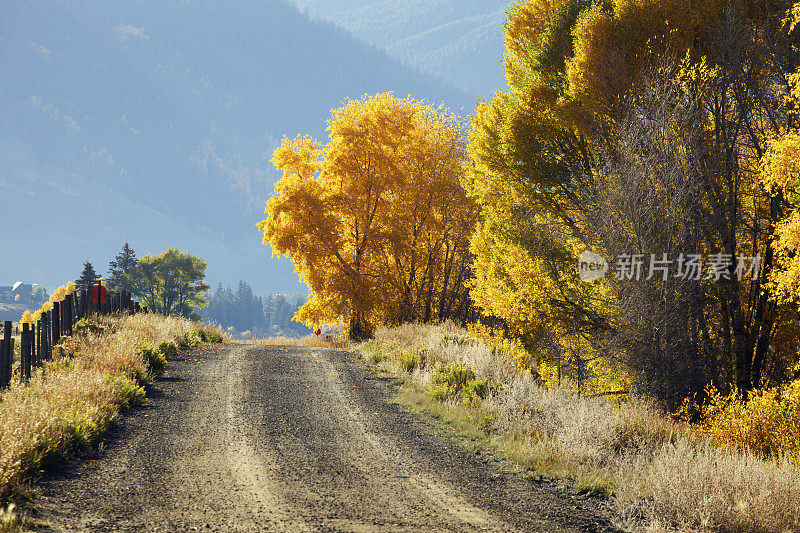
[201,281,309,338]
[77,243,209,320]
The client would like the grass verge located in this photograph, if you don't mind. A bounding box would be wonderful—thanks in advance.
[0,314,226,530]
[246,332,347,349]
[355,322,800,532]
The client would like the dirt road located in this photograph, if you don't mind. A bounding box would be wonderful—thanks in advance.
[31,344,618,532]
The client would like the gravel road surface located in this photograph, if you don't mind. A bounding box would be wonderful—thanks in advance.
[30,344,619,532]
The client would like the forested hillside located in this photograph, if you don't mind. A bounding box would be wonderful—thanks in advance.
[201,281,309,338]
[0,0,470,294]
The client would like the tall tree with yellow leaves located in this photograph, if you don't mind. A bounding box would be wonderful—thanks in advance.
[258,93,477,339]
[467,0,799,402]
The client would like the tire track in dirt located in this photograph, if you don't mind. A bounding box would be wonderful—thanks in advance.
[30,344,618,532]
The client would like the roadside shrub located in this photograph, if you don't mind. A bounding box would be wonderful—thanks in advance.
[138,345,166,376]
[430,361,476,400]
[52,336,78,359]
[74,317,114,337]
[396,350,428,373]
[158,341,179,359]
[106,375,146,410]
[358,343,384,364]
[692,380,800,462]
[198,326,225,344]
[463,378,501,406]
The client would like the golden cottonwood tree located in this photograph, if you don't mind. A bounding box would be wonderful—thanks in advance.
[258,93,477,339]
[468,0,799,402]
[761,5,800,302]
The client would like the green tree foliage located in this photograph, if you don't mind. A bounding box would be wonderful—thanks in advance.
[129,248,210,319]
[75,261,100,291]
[107,243,138,294]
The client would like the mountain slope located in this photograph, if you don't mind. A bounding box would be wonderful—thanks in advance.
[292,0,511,96]
[0,0,472,293]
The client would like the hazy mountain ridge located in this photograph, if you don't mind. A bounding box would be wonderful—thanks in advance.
[291,0,511,96]
[0,0,472,294]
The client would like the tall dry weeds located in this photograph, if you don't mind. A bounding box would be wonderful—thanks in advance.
[0,314,225,505]
[361,322,800,532]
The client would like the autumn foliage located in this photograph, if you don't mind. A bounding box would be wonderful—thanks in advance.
[259,93,477,339]
[259,1,800,436]
[466,0,800,404]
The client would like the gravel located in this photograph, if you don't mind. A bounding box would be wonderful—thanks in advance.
[28,344,621,532]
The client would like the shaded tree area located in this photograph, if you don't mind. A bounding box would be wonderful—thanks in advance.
[107,242,138,294]
[128,248,209,320]
[201,281,309,338]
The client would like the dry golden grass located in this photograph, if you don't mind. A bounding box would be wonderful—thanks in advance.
[0,314,226,518]
[245,331,348,349]
[359,322,800,532]
[0,503,16,533]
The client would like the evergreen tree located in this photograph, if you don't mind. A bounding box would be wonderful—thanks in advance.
[201,282,309,337]
[108,243,138,293]
[75,261,99,291]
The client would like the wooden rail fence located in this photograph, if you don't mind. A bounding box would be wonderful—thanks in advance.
[0,284,144,389]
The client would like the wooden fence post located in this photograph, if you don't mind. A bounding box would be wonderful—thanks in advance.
[43,314,51,361]
[35,320,41,367]
[0,339,6,389]
[2,321,11,387]
[21,323,31,382]
[97,283,102,315]
[52,301,61,345]
[64,296,73,337]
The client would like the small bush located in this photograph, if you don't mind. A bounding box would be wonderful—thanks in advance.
[441,334,473,347]
[139,345,166,376]
[106,375,146,410]
[463,378,501,406]
[52,337,78,360]
[158,341,178,359]
[198,327,225,344]
[429,383,453,402]
[430,361,476,400]
[396,352,418,373]
[74,317,114,337]
[691,381,800,462]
